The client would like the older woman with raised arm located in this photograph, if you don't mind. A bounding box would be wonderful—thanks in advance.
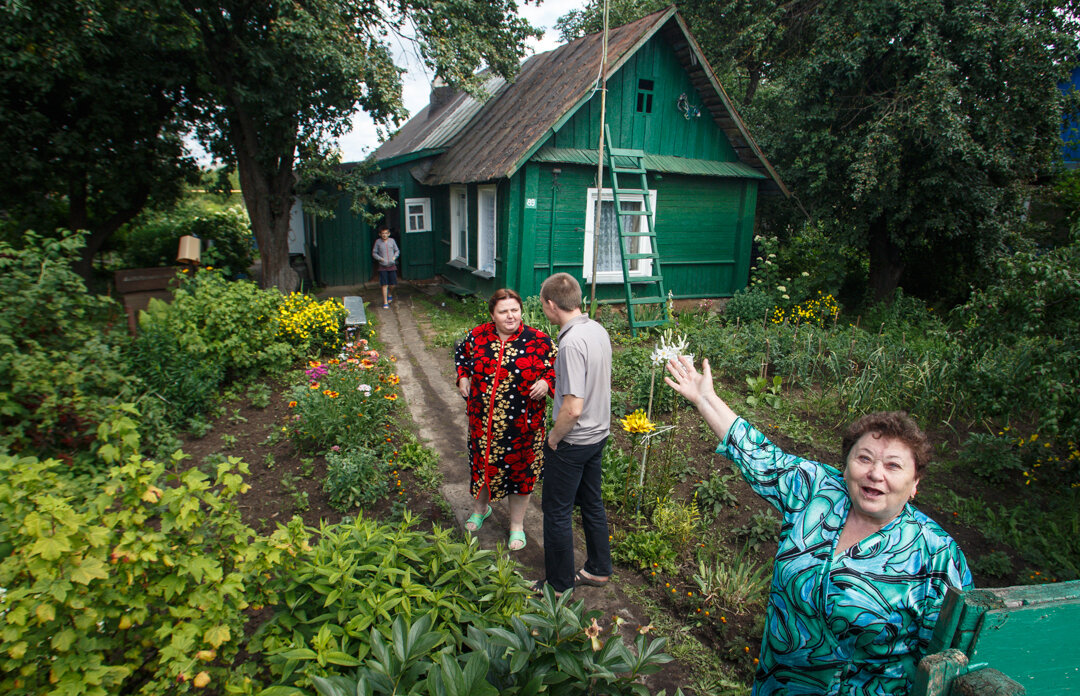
[665,356,972,696]
[454,289,555,551]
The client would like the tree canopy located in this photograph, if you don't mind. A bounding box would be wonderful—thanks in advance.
[0,0,198,279]
[559,0,1080,302]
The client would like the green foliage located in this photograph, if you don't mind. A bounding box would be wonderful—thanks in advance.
[652,497,701,553]
[139,268,295,382]
[302,589,676,696]
[128,320,225,423]
[118,206,254,277]
[0,423,306,695]
[958,432,1027,484]
[733,510,781,553]
[0,232,139,469]
[693,545,772,616]
[952,234,1080,451]
[971,551,1013,581]
[746,0,1078,300]
[612,529,678,574]
[250,515,531,690]
[396,437,443,489]
[695,473,740,520]
[745,375,782,410]
[247,382,272,409]
[724,287,775,326]
[323,447,390,511]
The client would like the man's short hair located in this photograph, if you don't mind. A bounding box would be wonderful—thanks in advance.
[540,273,582,312]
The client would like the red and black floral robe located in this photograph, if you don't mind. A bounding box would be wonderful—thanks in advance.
[454,322,556,500]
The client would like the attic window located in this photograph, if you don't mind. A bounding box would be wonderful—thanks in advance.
[636,79,654,114]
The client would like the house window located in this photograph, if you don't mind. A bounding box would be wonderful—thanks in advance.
[636,78,654,114]
[449,186,468,263]
[404,197,431,233]
[476,185,497,276]
[582,187,656,283]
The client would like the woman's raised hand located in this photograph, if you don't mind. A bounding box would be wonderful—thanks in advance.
[664,356,738,442]
[664,355,714,406]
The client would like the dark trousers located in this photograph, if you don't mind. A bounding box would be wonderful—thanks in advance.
[541,437,612,592]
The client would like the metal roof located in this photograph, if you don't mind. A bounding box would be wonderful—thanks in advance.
[531,147,767,179]
[370,7,788,195]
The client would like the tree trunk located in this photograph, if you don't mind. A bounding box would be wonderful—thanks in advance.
[867,218,904,303]
[232,124,298,294]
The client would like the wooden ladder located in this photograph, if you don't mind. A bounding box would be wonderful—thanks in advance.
[604,124,666,336]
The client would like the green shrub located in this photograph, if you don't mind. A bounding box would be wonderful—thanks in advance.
[0,423,306,694]
[138,268,295,382]
[971,550,1013,580]
[724,287,775,326]
[127,320,225,423]
[118,206,253,277]
[733,510,781,553]
[249,514,531,690]
[958,432,1027,484]
[323,446,390,511]
[695,472,739,520]
[0,231,140,470]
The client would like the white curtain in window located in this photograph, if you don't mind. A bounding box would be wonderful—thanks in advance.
[478,187,496,274]
[597,200,643,273]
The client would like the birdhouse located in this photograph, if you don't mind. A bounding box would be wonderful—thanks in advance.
[177,235,201,264]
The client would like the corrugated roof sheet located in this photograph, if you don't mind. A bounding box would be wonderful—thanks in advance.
[370,7,788,195]
[531,147,767,179]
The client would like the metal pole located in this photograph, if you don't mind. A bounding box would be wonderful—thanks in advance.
[588,0,610,317]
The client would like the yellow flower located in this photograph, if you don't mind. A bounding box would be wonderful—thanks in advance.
[621,409,655,434]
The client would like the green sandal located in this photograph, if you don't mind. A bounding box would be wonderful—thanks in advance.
[508,530,527,551]
[465,505,492,532]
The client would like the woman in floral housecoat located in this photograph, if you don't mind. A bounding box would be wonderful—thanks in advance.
[455,289,556,551]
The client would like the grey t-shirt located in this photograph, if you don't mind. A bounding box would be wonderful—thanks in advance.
[553,314,611,445]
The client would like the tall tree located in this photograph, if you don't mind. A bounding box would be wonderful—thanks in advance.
[751,0,1078,300]
[0,1,198,281]
[179,0,539,292]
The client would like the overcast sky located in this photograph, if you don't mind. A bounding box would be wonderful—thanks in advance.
[335,0,578,162]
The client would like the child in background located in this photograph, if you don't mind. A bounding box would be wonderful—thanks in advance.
[372,227,399,309]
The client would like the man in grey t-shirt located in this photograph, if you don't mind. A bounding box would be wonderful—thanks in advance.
[536,273,612,594]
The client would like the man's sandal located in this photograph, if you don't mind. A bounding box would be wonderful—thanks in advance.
[464,505,492,532]
[508,530,526,551]
[573,569,610,587]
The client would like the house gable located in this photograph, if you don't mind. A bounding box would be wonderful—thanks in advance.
[546,32,739,161]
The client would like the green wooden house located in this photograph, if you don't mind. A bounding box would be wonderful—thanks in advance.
[307,6,788,303]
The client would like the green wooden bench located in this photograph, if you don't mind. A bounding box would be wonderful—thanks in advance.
[914,579,1080,695]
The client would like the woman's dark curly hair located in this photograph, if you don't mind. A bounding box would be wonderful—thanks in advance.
[841,411,932,475]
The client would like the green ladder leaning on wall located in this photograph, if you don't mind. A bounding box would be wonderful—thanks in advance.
[604,124,666,336]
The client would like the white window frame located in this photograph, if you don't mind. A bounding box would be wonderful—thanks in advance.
[475,185,497,277]
[449,186,468,264]
[404,197,431,233]
[582,187,657,283]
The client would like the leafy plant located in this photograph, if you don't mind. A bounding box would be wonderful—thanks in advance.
[693,544,772,616]
[323,446,390,511]
[0,419,307,694]
[972,550,1013,580]
[247,382,272,409]
[249,515,531,690]
[612,528,678,574]
[695,473,739,520]
[652,497,701,553]
[397,438,443,489]
[732,510,781,553]
[280,473,310,513]
[745,375,783,410]
[958,432,1027,483]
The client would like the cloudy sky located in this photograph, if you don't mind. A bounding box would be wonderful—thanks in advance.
[335,0,579,162]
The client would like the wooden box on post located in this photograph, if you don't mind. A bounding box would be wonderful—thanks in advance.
[114,267,183,334]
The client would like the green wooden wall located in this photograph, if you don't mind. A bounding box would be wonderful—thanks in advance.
[521,163,755,300]
[551,35,738,161]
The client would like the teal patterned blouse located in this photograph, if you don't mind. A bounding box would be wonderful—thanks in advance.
[720,418,972,696]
